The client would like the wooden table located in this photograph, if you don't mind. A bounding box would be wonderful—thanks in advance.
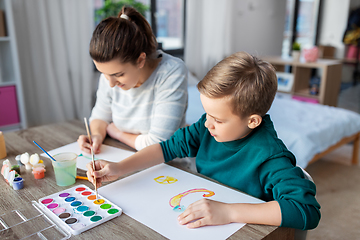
[1,120,294,239]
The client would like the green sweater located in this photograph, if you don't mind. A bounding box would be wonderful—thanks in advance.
[160,114,321,230]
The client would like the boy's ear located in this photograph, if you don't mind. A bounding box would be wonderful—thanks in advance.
[137,52,147,68]
[248,114,262,129]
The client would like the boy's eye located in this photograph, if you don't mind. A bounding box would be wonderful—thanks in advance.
[214,119,222,123]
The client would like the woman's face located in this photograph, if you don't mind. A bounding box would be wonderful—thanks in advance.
[93,56,145,90]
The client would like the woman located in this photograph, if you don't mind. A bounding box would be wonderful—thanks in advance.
[78,6,188,154]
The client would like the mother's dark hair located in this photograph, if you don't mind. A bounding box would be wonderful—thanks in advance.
[90,6,157,64]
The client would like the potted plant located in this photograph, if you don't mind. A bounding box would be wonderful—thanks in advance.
[95,0,149,23]
[292,42,301,61]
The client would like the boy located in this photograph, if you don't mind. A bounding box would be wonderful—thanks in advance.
[86,52,321,230]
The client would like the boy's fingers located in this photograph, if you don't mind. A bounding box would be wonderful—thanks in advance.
[86,169,94,184]
[178,208,201,225]
[86,162,94,172]
[93,167,108,179]
[187,219,205,228]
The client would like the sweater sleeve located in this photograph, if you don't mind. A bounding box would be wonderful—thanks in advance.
[135,61,188,150]
[160,114,205,162]
[259,157,321,230]
[89,75,113,124]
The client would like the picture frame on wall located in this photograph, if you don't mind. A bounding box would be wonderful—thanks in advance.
[276,72,294,92]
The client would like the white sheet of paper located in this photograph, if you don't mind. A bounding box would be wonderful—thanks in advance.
[41,142,135,170]
[99,163,264,240]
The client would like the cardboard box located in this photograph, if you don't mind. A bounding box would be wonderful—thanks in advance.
[318,45,335,59]
[0,10,6,37]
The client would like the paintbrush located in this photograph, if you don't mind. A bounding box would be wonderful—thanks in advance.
[84,117,98,199]
[91,147,98,199]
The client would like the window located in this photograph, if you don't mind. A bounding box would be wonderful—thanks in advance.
[94,0,186,57]
[142,0,185,56]
[282,0,321,57]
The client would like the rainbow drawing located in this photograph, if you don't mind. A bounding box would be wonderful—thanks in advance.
[169,188,215,208]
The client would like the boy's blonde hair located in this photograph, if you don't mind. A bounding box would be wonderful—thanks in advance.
[197,52,277,118]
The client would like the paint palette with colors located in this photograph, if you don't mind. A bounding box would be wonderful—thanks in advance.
[38,184,122,235]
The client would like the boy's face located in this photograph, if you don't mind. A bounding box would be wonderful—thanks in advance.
[200,94,253,142]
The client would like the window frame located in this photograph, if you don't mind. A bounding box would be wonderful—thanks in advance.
[150,0,186,58]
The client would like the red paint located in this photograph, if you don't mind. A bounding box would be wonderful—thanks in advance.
[81,191,92,196]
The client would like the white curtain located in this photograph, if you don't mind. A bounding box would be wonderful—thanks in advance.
[184,0,234,80]
[11,0,94,127]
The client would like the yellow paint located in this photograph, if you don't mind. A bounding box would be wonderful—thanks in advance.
[169,188,215,208]
[94,199,105,205]
[154,176,178,184]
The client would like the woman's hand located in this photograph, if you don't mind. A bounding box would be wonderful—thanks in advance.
[86,160,121,188]
[77,134,103,154]
[177,199,232,228]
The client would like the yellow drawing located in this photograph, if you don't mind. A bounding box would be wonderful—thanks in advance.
[169,188,215,208]
[154,176,178,184]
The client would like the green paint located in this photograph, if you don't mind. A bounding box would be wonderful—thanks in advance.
[83,210,96,217]
[78,153,99,160]
[90,215,102,222]
[100,204,112,209]
[107,209,119,214]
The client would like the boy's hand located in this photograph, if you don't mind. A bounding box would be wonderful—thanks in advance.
[86,160,120,188]
[178,199,232,228]
[77,134,102,154]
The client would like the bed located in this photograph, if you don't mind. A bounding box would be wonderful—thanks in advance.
[186,85,360,169]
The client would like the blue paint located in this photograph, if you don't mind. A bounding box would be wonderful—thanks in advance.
[173,205,185,212]
[12,177,24,190]
[70,201,82,207]
[65,197,76,202]
[76,205,89,212]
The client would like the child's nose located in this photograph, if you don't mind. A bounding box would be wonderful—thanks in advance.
[205,119,214,129]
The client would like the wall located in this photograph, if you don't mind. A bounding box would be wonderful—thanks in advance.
[318,0,350,59]
[231,0,287,56]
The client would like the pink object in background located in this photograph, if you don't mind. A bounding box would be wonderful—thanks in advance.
[303,47,319,62]
[346,45,360,59]
[292,95,319,104]
[0,86,20,127]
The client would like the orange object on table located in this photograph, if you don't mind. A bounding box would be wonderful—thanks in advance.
[32,167,46,179]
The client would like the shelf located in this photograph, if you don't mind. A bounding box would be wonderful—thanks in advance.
[293,88,319,99]
[0,122,21,132]
[0,81,15,87]
[0,0,27,130]
[0,36,9,41]
[262,56,342,107]
[262,56,342,67]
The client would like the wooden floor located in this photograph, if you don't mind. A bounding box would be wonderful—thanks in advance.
[306,83,360,240]
[306,143,360,240]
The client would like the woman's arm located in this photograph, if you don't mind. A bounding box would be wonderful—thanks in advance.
[106,123,138,149]
[134,62,188,150]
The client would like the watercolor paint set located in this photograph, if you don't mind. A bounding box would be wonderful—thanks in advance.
[37,184,122,235]
[0,184,122,239]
